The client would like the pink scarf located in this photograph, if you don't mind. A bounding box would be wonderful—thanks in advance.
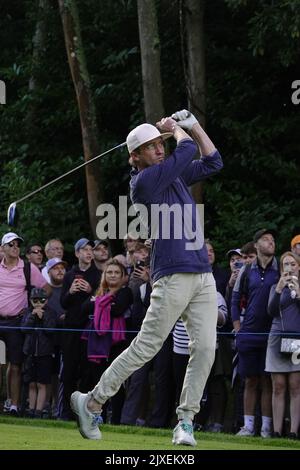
[94,293,126,343]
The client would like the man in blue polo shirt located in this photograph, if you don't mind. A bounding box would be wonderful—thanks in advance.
[232,229,279,438]
[71,110,223,446]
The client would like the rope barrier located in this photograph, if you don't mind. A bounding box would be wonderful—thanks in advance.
[0,324,298,336]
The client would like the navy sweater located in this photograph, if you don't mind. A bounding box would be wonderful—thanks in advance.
[231,258,279,346]
[130,139,223,282]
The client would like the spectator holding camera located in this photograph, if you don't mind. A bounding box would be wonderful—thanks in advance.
[22,288,56,418]
[60,238,101,419]
[227,249,244,289]
[129,243,150,290]
[225,248,244,320]
[266,251,300,438]
[123,233,141,275]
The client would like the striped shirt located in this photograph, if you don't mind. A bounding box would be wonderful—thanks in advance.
[173,291,228,355]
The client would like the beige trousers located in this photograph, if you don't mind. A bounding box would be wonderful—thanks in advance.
[92,272,217,421]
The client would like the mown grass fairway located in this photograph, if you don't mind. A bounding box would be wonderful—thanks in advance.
[0,416,299,450]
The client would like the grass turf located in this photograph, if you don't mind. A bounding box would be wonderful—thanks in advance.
[0,415,299,450]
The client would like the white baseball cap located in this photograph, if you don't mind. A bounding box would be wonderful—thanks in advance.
[126,123,172,153]
[1,232,24,246]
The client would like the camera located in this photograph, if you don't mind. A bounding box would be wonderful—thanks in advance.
[233,260,244,270]
[135,260,145,268]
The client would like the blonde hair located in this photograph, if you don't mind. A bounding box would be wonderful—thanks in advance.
[279,251,300,274]
[95,259,126,296]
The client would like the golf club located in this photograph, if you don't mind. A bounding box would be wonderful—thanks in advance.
[7,141,127,226]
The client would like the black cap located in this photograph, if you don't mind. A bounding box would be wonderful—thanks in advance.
[253,229,276,243]
[93,239,109,248]
[30,287,48,299]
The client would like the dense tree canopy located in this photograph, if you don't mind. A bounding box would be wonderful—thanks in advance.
[0,0,299,261]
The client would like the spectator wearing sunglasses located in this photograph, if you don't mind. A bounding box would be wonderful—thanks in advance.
[26,244,44,271]
[22,288,56,418]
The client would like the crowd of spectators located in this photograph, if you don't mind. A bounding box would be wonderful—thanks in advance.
[0,229,300,438]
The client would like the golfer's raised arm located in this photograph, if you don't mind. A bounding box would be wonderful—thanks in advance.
[171,109,216,156]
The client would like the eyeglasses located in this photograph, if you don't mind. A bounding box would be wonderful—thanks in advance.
[31,298,47,303]
[30,249,43,254]
[7,241,20,248]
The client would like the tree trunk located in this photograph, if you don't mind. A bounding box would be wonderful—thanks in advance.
[58,0,103,236]
[137,0,164,123]
[29,0,49,93]
[181,0,206,126]
[27,0,50,134]
[181,0,206,203]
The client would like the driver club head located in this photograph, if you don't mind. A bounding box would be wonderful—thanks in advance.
[7,202,18,227]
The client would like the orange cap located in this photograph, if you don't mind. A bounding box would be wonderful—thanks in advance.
[291,235,300,248]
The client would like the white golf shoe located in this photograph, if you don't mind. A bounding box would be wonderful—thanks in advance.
[172,421,197,446]
[70,391,102,440]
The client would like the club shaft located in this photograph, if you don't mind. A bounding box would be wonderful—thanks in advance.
[14,142,127,204]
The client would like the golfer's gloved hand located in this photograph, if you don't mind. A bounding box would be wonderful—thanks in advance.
[171,109,197,131]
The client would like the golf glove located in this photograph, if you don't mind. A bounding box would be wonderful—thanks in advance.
[171,109,197,131]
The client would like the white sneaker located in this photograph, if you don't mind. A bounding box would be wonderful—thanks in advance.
[236,426,255,436]
[70,391,102,440]
[260,428,272,438]
[172,421,197,446]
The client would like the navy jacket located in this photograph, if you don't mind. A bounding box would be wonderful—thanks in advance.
[232,257,279,346]
[130,139,223,281]
[268,285,300,334]
[22,306,56,356]
[61,263,101,328]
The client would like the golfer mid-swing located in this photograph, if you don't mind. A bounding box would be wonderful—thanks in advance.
[71,109,223,446]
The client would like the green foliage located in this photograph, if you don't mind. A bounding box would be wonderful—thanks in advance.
[0,0,299,261]
[0,157,88,251]
[204,0,300,259]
